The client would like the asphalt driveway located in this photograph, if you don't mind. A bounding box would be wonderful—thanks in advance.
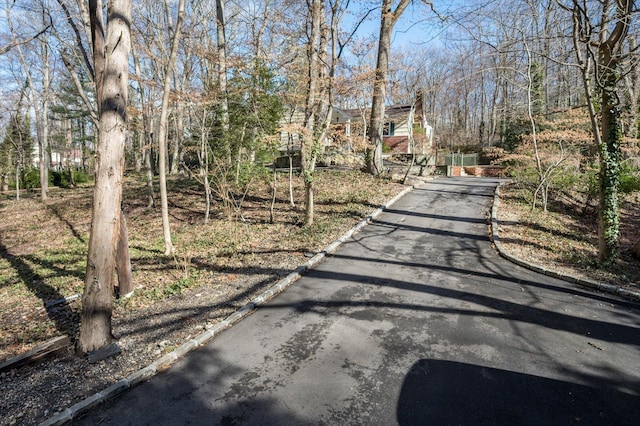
[74,177,640,425]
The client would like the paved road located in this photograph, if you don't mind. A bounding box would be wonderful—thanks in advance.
[75,178,640,425]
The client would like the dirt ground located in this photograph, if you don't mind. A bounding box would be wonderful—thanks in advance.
[496,183,640,292]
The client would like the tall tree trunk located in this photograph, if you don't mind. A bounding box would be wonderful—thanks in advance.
[623,46,639,137]
[131,49,144,165]
[6,5,49,200]
[132,46,155,208]
[595,0,631,263]
[597,54,624,263]
[167,4,180,180]
[39,21,50,200]
[288,153,295,207]
[269,164,277,224]
[79,0,132,355]
[15,162,20,200]
[315,17,331,150]
[216,0,230,161]
[170,100,185,175]
[158,0,186,255]
[199,118,212,224]
[145,143,156,208]
[367,0,411,175]
[116,210,134,297]
[565,0,632,264]
[302,0,322,226]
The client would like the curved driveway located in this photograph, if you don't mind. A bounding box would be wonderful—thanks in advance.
[76,178,640,425]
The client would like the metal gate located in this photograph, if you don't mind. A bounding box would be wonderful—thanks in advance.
[443,153,477,167]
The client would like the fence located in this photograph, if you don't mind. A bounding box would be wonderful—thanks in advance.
[443,153,477,167]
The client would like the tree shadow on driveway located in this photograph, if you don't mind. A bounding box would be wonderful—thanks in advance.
[397,358,640,426]
[72,346,311,426]
[294,267,640,347]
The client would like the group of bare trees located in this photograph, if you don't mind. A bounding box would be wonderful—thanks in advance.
[0,0,422,354]
[1,0,638,353]
[386,0,638,265]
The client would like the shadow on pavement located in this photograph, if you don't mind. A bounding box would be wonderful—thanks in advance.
[330,251,639,309]
[291,268,640,346]
[73,346,310,426]
[397,359,640,426]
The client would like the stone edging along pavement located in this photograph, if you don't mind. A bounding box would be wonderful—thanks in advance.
[491,181,640,303]
[40,185,415,426]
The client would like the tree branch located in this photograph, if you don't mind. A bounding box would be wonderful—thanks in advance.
[60,53,99,126]
[54,0,95,79]
[0,24,51,56]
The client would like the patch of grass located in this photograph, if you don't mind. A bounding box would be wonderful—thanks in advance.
[164,276,194,296]
[298,221,333,241]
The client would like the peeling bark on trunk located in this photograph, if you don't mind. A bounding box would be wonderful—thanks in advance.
[79,0,132,355]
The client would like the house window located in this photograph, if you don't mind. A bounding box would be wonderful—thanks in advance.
[383,121,395,136]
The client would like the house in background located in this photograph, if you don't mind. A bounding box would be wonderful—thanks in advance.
[279,93,433,156]
[277,108,305,154]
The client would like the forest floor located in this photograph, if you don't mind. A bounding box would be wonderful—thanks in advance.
[497,182,640,292]
[0,172,638,425]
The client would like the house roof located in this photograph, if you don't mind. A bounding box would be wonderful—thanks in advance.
[334,108,362,121]
[334,104,414,121]
[385,104,413,117]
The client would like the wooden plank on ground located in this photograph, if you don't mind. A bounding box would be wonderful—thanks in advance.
[0,336,70,372]
[87,343,121,364]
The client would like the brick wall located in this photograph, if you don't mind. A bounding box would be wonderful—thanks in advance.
[462,166,506,177]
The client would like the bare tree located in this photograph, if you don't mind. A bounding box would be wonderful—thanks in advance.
[300,0,323,226]
[216,0,230,147]
[157,0,186,256]
[0,20,50,55]
[6,1,51,201]
[78,0,132,355]
[132,45,156,208]
[559,0,635,263]
[525,38,567,212]
[367,0,411,175]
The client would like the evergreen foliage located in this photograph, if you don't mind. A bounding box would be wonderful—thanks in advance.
[0,113,35,190]
[49,71,96,171]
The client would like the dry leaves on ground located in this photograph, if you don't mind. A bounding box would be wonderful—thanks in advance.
[0,169,406,425]
[497,183,640,291]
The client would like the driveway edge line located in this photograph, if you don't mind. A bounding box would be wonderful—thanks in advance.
[39,184,415,426]
[491,182,640,302]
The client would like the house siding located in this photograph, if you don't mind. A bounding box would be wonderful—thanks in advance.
[278,109,306,150]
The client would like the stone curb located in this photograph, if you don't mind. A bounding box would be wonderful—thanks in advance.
[491,182,640,303]
[39,185,415,426]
